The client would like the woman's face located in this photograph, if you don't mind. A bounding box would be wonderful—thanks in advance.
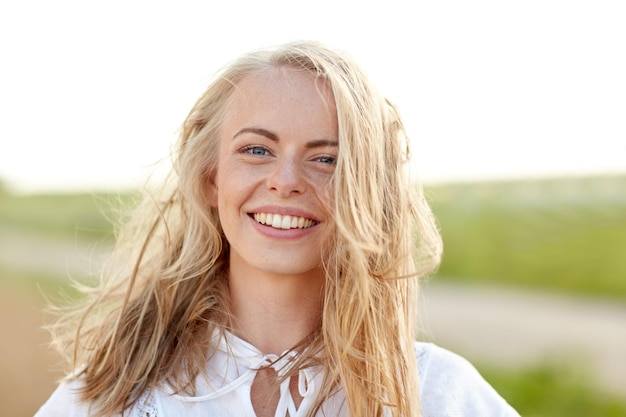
[209,67,338,281]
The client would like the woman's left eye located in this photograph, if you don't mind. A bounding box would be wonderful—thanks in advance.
[314,156,336,165]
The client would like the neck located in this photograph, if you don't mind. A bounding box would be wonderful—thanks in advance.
[228,263,324,355]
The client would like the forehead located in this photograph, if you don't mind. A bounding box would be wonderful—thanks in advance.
[225,66,336,118]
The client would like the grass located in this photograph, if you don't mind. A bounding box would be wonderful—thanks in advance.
[426,175,626,300]
[480,361,626,417]
[0,190,137,241]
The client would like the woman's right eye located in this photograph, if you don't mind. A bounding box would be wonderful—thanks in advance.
[241,146,271,156]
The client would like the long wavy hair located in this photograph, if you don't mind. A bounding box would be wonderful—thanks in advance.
[49,41,442,417]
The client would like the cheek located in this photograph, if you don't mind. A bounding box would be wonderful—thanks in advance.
[209,153,235,207]
[213,162,256,212]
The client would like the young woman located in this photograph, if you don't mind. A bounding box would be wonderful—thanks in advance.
[35,41,519,417]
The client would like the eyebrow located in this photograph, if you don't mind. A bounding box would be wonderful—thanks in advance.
[305,139,338,149]
[233,127,338,148]
[233,127,278,141]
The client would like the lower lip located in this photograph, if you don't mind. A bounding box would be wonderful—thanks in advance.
[248,215,318,239]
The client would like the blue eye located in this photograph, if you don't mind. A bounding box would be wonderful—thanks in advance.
[243,146,270,156]
[316,156,336,165]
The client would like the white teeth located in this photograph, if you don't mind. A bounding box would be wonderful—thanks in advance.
[253,213,316,230]
[272,215,282,228]
[281,216,291,229]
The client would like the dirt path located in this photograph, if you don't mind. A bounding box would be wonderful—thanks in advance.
[0,227,111,278]
[419,281,626,398]
[0,286,63,417]
[0,229,109,416]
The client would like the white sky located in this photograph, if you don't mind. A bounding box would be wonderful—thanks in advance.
[1,0,625,193]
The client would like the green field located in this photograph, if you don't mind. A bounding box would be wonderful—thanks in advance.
[0,189,136,241]
[426,175,626,300]
[480,361,626,417]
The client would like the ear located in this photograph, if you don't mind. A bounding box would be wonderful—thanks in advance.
[206,169,219,207]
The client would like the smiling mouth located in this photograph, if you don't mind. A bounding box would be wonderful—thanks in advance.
[253,213,318,230]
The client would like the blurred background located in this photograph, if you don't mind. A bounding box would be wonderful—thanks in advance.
[1,1,625,416]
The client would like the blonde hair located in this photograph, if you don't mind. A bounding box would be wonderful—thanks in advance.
[50,41,442,417]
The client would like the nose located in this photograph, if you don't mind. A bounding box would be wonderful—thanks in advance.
[266,157,306,196]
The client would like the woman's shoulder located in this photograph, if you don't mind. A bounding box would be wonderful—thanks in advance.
[414,342,520,417]
[34,378,95,417]
[34,377,150,417]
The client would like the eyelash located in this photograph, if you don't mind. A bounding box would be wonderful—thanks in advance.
[315,156,336,165]
[241,145,271,156]
[239,145,336,166]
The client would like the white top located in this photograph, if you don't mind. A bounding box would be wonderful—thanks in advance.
[35,331,520,417]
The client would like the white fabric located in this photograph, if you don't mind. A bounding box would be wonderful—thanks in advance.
[34,331,520,417]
